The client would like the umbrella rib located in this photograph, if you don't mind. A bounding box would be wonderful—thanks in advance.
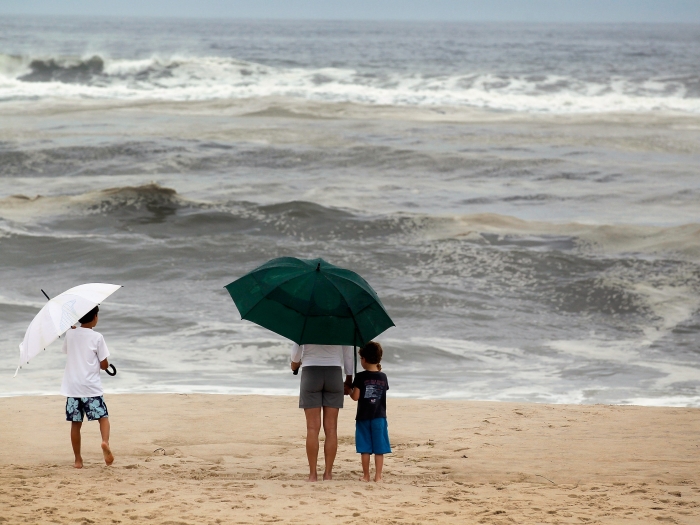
[319,273,366,346]
[235,270,310,317]
[327,274,394,329]
[298,270,322,343]
[322,270,385,304]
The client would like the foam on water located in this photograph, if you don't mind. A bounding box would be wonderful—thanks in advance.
[1,53,700,113]
[1,19,699,405]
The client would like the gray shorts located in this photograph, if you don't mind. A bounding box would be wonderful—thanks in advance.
[299,366,344,409]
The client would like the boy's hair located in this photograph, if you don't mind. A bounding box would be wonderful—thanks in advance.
[79,306,99,325]
[360,341,383,371]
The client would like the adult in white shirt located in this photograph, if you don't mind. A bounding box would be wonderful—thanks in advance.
[291,343,353,482]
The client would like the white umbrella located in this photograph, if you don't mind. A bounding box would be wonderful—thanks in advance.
[15,283,122,376]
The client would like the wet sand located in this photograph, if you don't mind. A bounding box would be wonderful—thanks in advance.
[1,394,698,524]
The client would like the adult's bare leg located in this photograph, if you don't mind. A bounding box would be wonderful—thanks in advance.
[99,417,114,465]
[322,406,339,481]
[70,422,83,469]
[304,408,322,482]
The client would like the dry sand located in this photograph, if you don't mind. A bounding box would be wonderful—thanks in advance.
[1,394,698,524]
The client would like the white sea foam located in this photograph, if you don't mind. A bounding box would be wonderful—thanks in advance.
[1,35,699,406]
[1,54,699,114]
[443,214,700,259]
[0,295,45,309]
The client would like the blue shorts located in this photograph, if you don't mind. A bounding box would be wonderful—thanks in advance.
[355,417,391,455]
[65,396,109,422]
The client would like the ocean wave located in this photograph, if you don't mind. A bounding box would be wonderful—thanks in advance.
[430,213,700,259]
[0,141,478,178]
[2,185,700,260]
[1,53,699,113]
[0,183,186,223]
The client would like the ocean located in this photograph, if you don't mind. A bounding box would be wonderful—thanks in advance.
[1,16,699,405]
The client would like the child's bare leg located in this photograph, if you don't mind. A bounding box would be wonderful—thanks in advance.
[374,454,384,482]
[360,454,371,482]
[99,417,114,466]
[70,422,83,468]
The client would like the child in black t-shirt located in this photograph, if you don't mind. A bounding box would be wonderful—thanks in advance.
[350,341,391,482]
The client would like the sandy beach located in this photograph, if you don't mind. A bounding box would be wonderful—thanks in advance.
[1,395,698,524]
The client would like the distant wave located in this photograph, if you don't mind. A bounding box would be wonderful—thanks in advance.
[1,53,699,113]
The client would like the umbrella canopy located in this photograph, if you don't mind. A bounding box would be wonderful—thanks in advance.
[225,257,394,346]
[17,283,122,374]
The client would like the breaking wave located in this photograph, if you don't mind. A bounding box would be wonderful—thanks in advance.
[1,53,699,113]
[2,185,700,260]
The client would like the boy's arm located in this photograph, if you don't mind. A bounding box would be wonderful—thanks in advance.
[97,335,110,370]
[349,374,361,401]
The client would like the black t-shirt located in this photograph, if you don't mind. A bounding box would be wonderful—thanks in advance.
[352,371,389,420]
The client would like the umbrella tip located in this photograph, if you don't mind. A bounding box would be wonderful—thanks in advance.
[316,262,321,271]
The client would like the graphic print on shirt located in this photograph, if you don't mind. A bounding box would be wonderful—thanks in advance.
[364,383,383,404]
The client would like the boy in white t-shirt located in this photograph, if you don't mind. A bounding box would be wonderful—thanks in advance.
[60,305,114,468]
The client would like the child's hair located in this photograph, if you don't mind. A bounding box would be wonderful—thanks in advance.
[360,341,383,371]
[79,306,99,325]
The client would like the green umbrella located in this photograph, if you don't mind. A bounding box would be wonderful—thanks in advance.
[225,257,394,347]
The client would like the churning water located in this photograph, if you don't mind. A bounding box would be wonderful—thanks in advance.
[1,17,699,405]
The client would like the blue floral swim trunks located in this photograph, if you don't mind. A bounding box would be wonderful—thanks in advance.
[65,396,109,422]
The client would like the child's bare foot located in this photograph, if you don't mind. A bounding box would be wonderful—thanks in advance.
[101,442,114,466]
[306,473,318,482]
[360,475,370,482]
[323,471,332,481]
[74,457,83,469]
[374,476,383,482]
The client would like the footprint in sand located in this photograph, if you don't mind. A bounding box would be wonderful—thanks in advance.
[101,442,114,466]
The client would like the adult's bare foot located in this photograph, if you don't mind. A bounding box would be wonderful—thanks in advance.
[74,457,83,469]
[101,441,114,466]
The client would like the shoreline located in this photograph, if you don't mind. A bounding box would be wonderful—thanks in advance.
[1,394,698,524]
[3,95,700,122]
[2,390,699,408]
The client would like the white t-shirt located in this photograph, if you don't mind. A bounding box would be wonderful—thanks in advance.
[290,344,354,375]
[60,327,110,398]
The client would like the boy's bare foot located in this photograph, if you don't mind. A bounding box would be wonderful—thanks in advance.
[359,476,370,482]
[323,471,332,481]
[374,476,383,482]
[306,473,318,482]
[74,457,83,469]
[101,441,114,466]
